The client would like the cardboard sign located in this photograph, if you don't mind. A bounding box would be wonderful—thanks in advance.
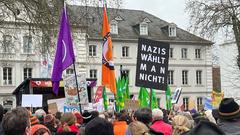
[48,103,58,114]
[135,38,169,90]
[171,88,182,104]
[124,99,140,110]
[94,86,104,103]
[64,74,88,105]
[47,98,66,112]
[22,94,42,107]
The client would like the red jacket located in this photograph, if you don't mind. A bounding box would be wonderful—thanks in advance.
[57,124,79,133]
[150,120,172,135]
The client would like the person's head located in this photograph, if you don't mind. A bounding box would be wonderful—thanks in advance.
[55,111,62,120]
[82,110,93,124]
[212,98,240,121]
[134,108,152,124]
[152,108,163,121]
[172,115,192,135]
[2,107,31,135]
[44,114,55,127]
[91,110,99,118]
[60,112,76,132]
[30,116,40,126]
[128,121,150,135]
[0,104,4,122]
[85,117,113,135]
[34,109,46,119]
[30,124,51,135]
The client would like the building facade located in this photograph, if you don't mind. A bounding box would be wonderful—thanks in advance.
[0,5,213,110]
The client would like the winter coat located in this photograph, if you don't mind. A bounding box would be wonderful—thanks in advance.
[150,120,172,135]
[217,119,240,135]
[113,121,128,135]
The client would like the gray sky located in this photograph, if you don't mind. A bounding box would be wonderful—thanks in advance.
[123,0,189,29]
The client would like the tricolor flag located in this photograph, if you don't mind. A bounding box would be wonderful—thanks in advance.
[51,6,75,95]
[101,6,117,94]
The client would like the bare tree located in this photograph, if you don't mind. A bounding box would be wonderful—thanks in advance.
[186,0,240,68]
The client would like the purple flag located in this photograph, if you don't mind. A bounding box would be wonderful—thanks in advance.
[52,7,75,95]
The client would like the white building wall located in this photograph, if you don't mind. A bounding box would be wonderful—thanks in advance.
[87,39,212,109]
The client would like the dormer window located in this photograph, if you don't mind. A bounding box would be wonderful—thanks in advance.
[110,20,118,34]
[140,23,148,35]
[169,23,177,37]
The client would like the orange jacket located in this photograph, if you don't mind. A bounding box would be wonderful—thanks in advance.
[113,121,128,135]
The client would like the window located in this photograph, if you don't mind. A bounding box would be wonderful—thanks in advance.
[23,36,33,53]
[181,48,187,59]
[23,68,32,80]
[169,26,176,37]
[196,70,202,85]
[195,49,201,59]
[140,23,148,35]
[168,70,174,85]
[66,68,74,75]
[3,67,12,85]
[89,45,96,56]
[169,48,173,58]
[110,23,118,34]
[197,97,203,111]
[90,69,97,79]
[183,97,189,111]
[182,70,188,85]
[2,35,12,53]
[122,46,129,57]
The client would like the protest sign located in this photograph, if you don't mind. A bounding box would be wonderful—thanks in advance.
[22,94,42,107]
[64,105,80,113]
[171,88,182,104]
[124,99,140,110]
[64,74,88,105]
[47,98,66,112]
[48,103,58,114]
[135,38,169,90]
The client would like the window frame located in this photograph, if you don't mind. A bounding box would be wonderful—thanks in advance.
[182,70,188,85]
[196,70,202,85]
[2,35,12,53]
[168,70,174,85]
[110,22,118,34]
[89,45,97,57]
[3,67,12,85]
[169,48,173,58]
[90,69,97,79]
[197,97,203,111]
[66,68,74,75]
[23,68,32,80]
[122,46,129,58]
[23,36,33,54]
[181,48,188,59]
[140,23,148,35]
[195,49,201,59]
[183,97,189,111]
[169,26,176,37]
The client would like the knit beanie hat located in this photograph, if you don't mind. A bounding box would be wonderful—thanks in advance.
[30,124,50,135]
[30,115,39,126]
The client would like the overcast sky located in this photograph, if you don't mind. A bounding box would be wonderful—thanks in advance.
[123,0,189,30]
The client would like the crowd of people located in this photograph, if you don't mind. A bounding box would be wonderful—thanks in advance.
[0,97,240,135]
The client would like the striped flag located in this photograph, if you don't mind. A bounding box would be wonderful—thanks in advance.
[101,6,117,94]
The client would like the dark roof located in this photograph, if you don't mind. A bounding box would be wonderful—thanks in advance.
[67,5,213,45]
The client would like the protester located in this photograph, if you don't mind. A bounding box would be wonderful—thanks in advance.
[35,109,47,125]
[57,112,79,135]
[31,124,51,135]
[85,117,114,135]
[2,107,31,135]
[183,120,225,135]
[172,115,191,135]
[113,112,128,135]
[212,98,240,135]
[127,121,150,135]
[30,115,40,126]
[44,114,57,135]
[0,104,4,134]
[150,108,172,135]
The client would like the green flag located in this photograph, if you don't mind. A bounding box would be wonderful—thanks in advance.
[166,85,172,110]
[138,87,149,108]
[116,77,124,111]
[125,76,130,99]
[102,87,108,111]
[151,89,158,109]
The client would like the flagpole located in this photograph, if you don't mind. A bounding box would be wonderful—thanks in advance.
[73,62,82,114]
[149,88,152,109]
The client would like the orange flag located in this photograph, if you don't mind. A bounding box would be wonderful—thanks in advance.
[102,6,117,94]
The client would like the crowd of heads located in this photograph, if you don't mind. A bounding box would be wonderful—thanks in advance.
[0,97,240,135]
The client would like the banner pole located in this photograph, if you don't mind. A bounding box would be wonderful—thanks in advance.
[149,88,152,109]
[73,62,82,114]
